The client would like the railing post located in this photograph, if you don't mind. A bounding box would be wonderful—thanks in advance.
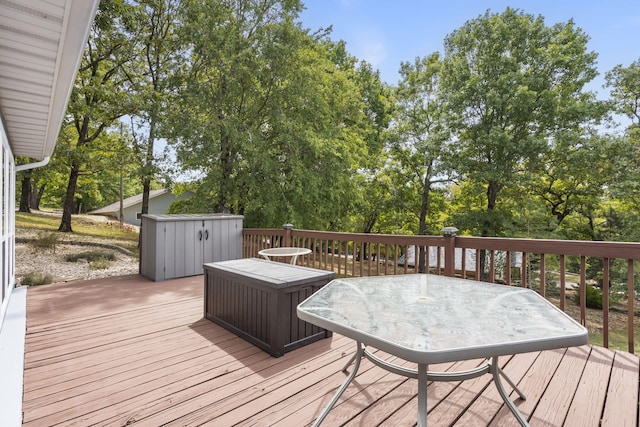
[442,227,458,277]
[283,223,293,247]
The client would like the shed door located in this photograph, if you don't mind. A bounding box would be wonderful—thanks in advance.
[163,220,202,279]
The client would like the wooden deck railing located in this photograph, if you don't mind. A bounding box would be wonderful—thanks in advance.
[243,226,640,354]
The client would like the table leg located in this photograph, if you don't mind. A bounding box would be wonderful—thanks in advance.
[312,342,364,427]
[417,363,428,427]
[491,356,529,427]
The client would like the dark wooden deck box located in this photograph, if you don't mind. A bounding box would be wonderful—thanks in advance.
[204,258,335,357]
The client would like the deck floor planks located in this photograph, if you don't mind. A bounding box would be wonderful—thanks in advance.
[600,349,640,426]
[23,305,207,378]
[117,333,352,426]
[24,307,201,357]
[85,343,274,427]
[318,356,455,426]
[337,359,474,427]
[23,332,250,414]
[24,305,201,363]
[528,345,591,426]
[22,315,220,395]
[20,274,640,427]
[371,358,491,427]
[236,350,414,426]
[564,345,615,426]
[490,348,568,426]
[24,274,202,325]
[23,335,266,425]
[150,336,357,426]
[453,350,541,426]
[425,357,516,426]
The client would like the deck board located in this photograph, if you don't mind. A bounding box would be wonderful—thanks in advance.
[453,351,540,426]
[600,350,640,426]
[529,346,590,426]
[21,274,640,427]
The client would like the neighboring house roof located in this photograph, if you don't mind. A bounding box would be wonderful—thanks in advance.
[89,189,184,215]
[0,0,100,160]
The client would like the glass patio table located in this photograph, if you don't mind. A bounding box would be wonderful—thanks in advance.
[297,274,588,427]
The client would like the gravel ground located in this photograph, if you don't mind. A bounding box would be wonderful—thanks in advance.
[15,231,139,285]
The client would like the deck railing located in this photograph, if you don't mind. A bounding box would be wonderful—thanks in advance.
[243,226,640,354]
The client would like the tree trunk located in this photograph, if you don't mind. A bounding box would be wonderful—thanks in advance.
[138,118,156,249]
[31,185,45,210]
[216,134,233,213]
[59,163,81,232]
[479,180,503,280]
[417,175,432,273]
[19,172,31,213]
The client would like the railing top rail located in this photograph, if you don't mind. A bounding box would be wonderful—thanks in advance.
[455,236,640,259]
[289,229,445,245]
[243,228,286,235]
[243,228,640,260]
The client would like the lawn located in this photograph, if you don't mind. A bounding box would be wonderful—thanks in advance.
[16,211,139,252]
[589,329,640,354]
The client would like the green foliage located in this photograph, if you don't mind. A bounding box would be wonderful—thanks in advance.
[65,250,116,263]
[606,58,640,124]
[66,250,115,270]
[89,258,112,270]
[30,233,60,252]
[388,52,452,237]
[57,0,138,231]
[440,8,605,237]
[24,2,639,249]
[573,285,604,309]
[20,272,54,286]
[165,1,378,230]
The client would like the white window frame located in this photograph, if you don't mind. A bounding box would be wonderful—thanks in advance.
[0,119,16,330]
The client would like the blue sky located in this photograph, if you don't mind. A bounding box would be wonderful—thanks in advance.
[298,0,640,98]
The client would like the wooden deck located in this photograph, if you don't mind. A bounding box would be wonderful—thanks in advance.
[22,274,640,426]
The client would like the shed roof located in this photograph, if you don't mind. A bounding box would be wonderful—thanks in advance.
[89,189,171,215]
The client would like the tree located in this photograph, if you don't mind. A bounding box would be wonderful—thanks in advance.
[18,170,31,213]
[440,8,604,238]
[342,62,394,234]
[606,58,640,126]
[387,53,453,271]
[605,59,640,238]
[168,1,372,229]
[124,0,180,222]
[531,131,623,238]
[58,0,135,231]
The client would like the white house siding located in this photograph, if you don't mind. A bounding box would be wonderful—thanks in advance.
[124,192,192,226]
[0,118,16,332]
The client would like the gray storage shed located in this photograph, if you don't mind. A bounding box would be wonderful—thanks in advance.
[140,214,243,281]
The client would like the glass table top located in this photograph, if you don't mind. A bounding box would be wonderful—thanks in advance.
[297,274,588,363]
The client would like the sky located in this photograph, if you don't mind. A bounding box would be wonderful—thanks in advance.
[298,0,640,99]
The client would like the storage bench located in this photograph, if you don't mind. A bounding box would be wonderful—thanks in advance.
[204,258,335,357]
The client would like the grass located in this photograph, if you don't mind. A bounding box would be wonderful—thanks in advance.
[30,232,60,252]
[589,329,640,354]
[89,258,111,270]
[17,211,139,252]
[20,272,54,286]
[65,250,117,262]
[66,251,117,270]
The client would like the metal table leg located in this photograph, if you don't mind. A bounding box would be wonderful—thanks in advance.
[312,342,364,427]
[491,356,528,426]
[417,363,428,427]
[314,346,528,427]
